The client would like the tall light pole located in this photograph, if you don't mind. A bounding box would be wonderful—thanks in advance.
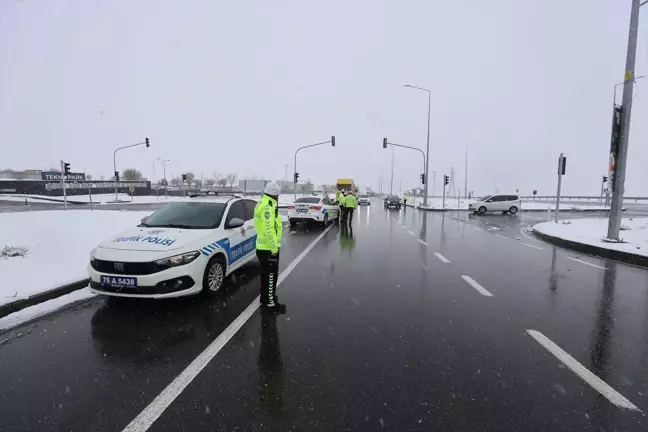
[157,157,170,198]
[607,0,643,240]
[293,136,335,200]
[113,138,150,201]
[404,84,431,207]
[390,146,395,195]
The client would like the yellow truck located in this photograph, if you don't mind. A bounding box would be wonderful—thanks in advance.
[336,178,355,194]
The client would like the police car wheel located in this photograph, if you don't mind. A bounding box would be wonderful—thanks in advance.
[321,214,329,226]
[202,256,225,295]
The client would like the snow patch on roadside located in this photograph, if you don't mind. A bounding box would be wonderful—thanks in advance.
[534,218,648,257]
[0,210,151,306]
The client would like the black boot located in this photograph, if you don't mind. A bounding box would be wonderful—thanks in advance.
[261,303,287,315]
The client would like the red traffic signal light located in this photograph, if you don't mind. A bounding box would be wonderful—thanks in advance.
[294,172,299,183]
[114,171,120,181]
[444,175,449,185]
[383,138,387,149]
[145,137,150,148]
[331,136,335,147]
[420,173,425,184]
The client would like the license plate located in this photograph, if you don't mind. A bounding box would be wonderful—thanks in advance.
[100,275,138,288]
[296,208,308,213]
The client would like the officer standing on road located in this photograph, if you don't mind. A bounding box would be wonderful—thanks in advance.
[254,182,286,314]
[403,194,408,210]
[345,191,357,226]
[338,191,347,225]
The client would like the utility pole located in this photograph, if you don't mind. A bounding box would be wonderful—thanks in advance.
[390,146,395,195]
[432,171,437,197]
[555,153,566,223]
[464,145,468,198]
[608,0,641,240]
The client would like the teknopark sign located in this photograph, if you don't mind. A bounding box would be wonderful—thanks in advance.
[41,171,86,181]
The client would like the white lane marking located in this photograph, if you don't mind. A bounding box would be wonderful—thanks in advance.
[496,234,508,240]
[434,252,451,263]
[521,242,543,250]
[567,257,606,270]
[526,329,639,411]
[122,224,335,432]
[421,264,428,271]
[461,275,493,297]
[408,231,415,236]
[417,239,428,246]
[472,227,482,231]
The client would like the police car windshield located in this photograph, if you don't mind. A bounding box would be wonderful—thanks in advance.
[294,197,321,204]
[143,202,226,229]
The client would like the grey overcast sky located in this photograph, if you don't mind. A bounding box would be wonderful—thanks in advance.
[1,0,646,196]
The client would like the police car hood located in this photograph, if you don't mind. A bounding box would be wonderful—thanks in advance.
[99,227,212,252]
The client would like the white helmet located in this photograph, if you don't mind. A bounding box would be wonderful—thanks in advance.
[264,181,281,196]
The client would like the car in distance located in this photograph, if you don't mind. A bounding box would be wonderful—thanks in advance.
[469,194,521,215]
[287,196,339,227]
[358,195,371,205]
[384,195,402,210]
[88,197,259,299]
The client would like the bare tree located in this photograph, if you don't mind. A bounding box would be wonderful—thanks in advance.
[185,172,195,185]
[193,179,203,189]
[171,177,181,187]
[226,172,237,187]
[217,177,228,187]
[205,178,215,188]
[159,178,168,186]
[122,168,143,181]
[303,179,314,193]
[85,174,93,180]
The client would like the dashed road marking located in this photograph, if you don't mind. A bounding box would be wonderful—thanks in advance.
[496,234,508,240]
[461,275,493,297]
[567,257,606,270]
[521,242,543,250]
[421,264,428,271]
[121,224,335,432]
[472,227,482,231]
[417,239,428,246]
[434,252,451,263]
[526,329,639,411]
[408,231,415,236]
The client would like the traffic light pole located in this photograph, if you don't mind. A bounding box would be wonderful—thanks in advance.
[384,140,426,196]
[293,137,335,201]
[60,160,68,211]
[112,139,150,201]
[608,0,642,240]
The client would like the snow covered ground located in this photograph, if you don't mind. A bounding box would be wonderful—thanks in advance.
[0,210,151,307]
[407,196,611,211]
[534,218,648,257]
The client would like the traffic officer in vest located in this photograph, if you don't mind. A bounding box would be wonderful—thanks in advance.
[338,191,347,224]
[254,182,286,314]
[345,191,357,225]
[403,193,408,210]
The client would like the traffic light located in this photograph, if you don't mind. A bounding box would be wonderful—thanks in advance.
[63,162,71,175]
[331,136,335,147]
[294,172,299,183]
[182,173,187,181]
[145,137,150,148]
[114,171,120,181]
[420,173,425,184]
[602,175,608,183]
[444,175,449,185]
[383,138,387,149]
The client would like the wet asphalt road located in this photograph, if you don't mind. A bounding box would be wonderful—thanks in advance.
[2,200,648,431]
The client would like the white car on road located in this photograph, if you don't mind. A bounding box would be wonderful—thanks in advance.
[287,196,339,227]
[358,195,371,205]
[469,194,521,215]
[88,197,260,299]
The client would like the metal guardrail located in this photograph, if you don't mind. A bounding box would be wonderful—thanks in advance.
[519,196,648,202]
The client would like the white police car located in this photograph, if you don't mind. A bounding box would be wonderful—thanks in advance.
[88,197,259,299]
[287,195,339,227]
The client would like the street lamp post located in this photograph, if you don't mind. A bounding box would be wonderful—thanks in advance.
[293,136,336,200]
[113,138,150,201]
[157,157,170,198]
[404,84,431,207]
[382,138,425,198]
[607,0,643,240]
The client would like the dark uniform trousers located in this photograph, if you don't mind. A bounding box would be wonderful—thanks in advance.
[257,250,280,306]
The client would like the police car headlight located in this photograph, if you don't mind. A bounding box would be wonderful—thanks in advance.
[155,251,200,267]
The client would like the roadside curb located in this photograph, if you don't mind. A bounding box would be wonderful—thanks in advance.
[0,279,90,319]
[532,227,648,268]
[407,203,616,213]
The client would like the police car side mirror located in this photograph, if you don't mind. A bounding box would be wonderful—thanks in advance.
[226,217,245,229]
